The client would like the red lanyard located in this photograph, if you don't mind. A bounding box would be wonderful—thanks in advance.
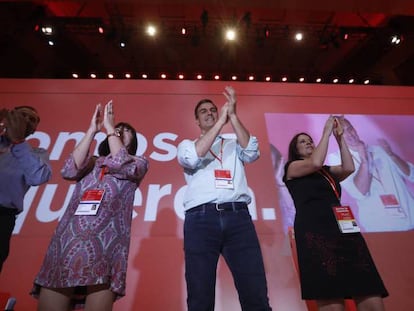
[209,138,224,166]
[318,168,340,200]
[99,166,108,181]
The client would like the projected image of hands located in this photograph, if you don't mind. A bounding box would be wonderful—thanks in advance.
[265,113,414,233]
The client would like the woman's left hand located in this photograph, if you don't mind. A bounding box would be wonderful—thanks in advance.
[103,100,116,134]
[333,115,344,138]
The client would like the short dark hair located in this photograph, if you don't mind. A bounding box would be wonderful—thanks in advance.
[194,99,215,119]
[13,105,40,136]
[98,122,138,156]
[287,132,312,162]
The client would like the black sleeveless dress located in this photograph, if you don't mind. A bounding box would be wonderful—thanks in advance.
[284,163,389,300]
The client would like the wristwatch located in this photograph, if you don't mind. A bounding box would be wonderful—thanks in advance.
[107,129,121,138]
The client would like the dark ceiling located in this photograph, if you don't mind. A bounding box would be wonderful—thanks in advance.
[1,0,414,85]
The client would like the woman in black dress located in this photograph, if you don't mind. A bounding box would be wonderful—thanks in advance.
[283,115,388,311]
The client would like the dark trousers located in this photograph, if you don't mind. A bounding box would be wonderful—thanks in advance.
[0,207,17,273]
[184,203,272,311]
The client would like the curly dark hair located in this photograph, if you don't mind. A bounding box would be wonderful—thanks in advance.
[98,122,138,156]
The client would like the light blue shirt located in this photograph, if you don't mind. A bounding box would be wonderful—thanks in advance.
[177,134,259,211]
[0,140,51,213]
[328,146,414,232]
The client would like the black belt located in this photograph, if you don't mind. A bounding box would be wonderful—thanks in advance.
[186,202,248,213]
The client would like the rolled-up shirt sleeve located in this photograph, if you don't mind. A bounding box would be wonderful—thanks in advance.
[236,135,260,163]
[177,139,201,169]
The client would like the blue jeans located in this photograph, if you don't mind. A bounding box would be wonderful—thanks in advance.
[184,203,272,311]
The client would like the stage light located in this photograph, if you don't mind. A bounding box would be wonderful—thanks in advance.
[348,78,355,84]
[146,25,157,36]
[265,76,271,82]
[281,76,288,82]
[231,75,237,80]
[98,26,104,34]
[41,26,53,35]
[248,75,255,81]
[316,78,322,83]
[364,79,370,84]
[225,28,237,41]
[299,77,305,82]
[90,73,97,79]
[294,32,303,41]
[108,73,114,79]
[72,73,79,79]
[181,27,187,35]
[119,41,126,48]
[48,40,54,46]
[141,74,148,79]
[161,73,167,79]
[125,73,131,79]
[214,75,220,80]
[390,34,403,45]
[178,74,184,79]
[333,78,339,83]
[196,74,203,80]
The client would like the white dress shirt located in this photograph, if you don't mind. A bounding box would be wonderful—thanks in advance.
[177,134,259,211]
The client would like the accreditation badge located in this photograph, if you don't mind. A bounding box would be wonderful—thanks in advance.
[332,205,360,233]
[75,189,105,216]
[214,169,234,189]
[380,194,399,207]
[380,194,406,218]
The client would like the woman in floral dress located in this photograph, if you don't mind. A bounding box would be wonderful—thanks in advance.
[32,101,148,310]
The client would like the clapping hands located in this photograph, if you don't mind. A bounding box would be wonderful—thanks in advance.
[90,100,115,134]
[223,86,237,116]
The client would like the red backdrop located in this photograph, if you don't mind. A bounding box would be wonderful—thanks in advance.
[0,79,413,311]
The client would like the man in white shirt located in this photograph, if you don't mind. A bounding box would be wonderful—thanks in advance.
[328,118,414,232]
[177,86,272,311]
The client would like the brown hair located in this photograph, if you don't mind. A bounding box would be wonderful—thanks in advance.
[194,99,216,119]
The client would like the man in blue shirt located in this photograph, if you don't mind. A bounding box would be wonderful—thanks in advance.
[177,86,272,311]
[0,106,51,273]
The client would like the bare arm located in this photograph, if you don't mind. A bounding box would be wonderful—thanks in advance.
[103,100,124,157]
[378,138,410,175]
[287,116,335,179]
[72,103,102,168]
[330,116,355,181]
[347,136,373,195]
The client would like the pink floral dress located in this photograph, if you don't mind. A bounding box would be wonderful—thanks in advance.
[32,147,148,308]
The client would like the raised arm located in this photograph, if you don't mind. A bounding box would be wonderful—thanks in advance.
[378,138,410,175]
[103,100,124,157]
[287,116,335,179]
[72,103,102,168]
[330,116,355,181]
[224,86,250,148]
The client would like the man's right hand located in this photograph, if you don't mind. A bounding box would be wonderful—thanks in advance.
[218,102,229,126]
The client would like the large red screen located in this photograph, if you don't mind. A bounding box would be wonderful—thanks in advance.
[1,79,413,311]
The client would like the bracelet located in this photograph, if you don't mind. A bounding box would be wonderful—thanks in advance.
[107,132,120,138]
